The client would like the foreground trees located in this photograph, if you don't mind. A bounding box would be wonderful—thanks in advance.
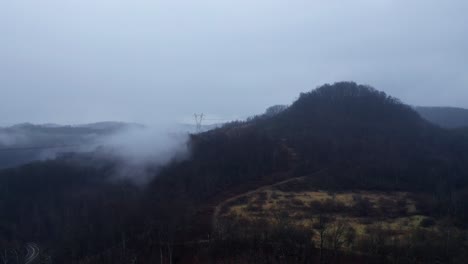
[212,215,468,264]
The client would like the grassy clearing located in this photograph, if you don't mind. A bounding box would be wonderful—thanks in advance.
[218,186,437,242]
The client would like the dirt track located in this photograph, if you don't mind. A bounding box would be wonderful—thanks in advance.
[212,169,328,230]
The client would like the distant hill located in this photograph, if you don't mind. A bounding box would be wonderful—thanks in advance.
[0,122,142,168]
[415,106,468,128]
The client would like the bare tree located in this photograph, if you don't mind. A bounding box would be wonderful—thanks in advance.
[326,219,356,258]
[313,214,331,264]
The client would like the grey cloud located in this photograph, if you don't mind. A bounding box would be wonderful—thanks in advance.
[1,0,467,125]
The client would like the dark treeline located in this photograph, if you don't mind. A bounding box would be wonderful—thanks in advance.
[1,82,468,263]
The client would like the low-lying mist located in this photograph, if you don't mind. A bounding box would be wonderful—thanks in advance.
[0,123,192,183]
[96,125,190,184]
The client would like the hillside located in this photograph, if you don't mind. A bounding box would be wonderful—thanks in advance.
[1,82,468,263]
[254,83,467,192]
[415,106,468,128]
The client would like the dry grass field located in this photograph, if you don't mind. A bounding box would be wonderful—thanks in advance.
[216,178,445,250]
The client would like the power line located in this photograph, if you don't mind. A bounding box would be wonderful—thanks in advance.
[0,145,80,152]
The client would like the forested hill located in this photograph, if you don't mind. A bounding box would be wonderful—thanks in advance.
[150,82,454,204]
[415,106,468,128]
[250,82,467,191]
[1,82,468,263]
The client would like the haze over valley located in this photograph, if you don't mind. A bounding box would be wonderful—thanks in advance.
[1,1,468,263]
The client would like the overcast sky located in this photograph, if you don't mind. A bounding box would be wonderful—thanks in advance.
[1,0,467,125]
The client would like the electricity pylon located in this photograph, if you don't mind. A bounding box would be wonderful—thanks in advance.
[194,113,204,133]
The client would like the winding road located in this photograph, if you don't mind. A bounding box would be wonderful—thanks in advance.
[212,168,329,230]
[212,176,303,227]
